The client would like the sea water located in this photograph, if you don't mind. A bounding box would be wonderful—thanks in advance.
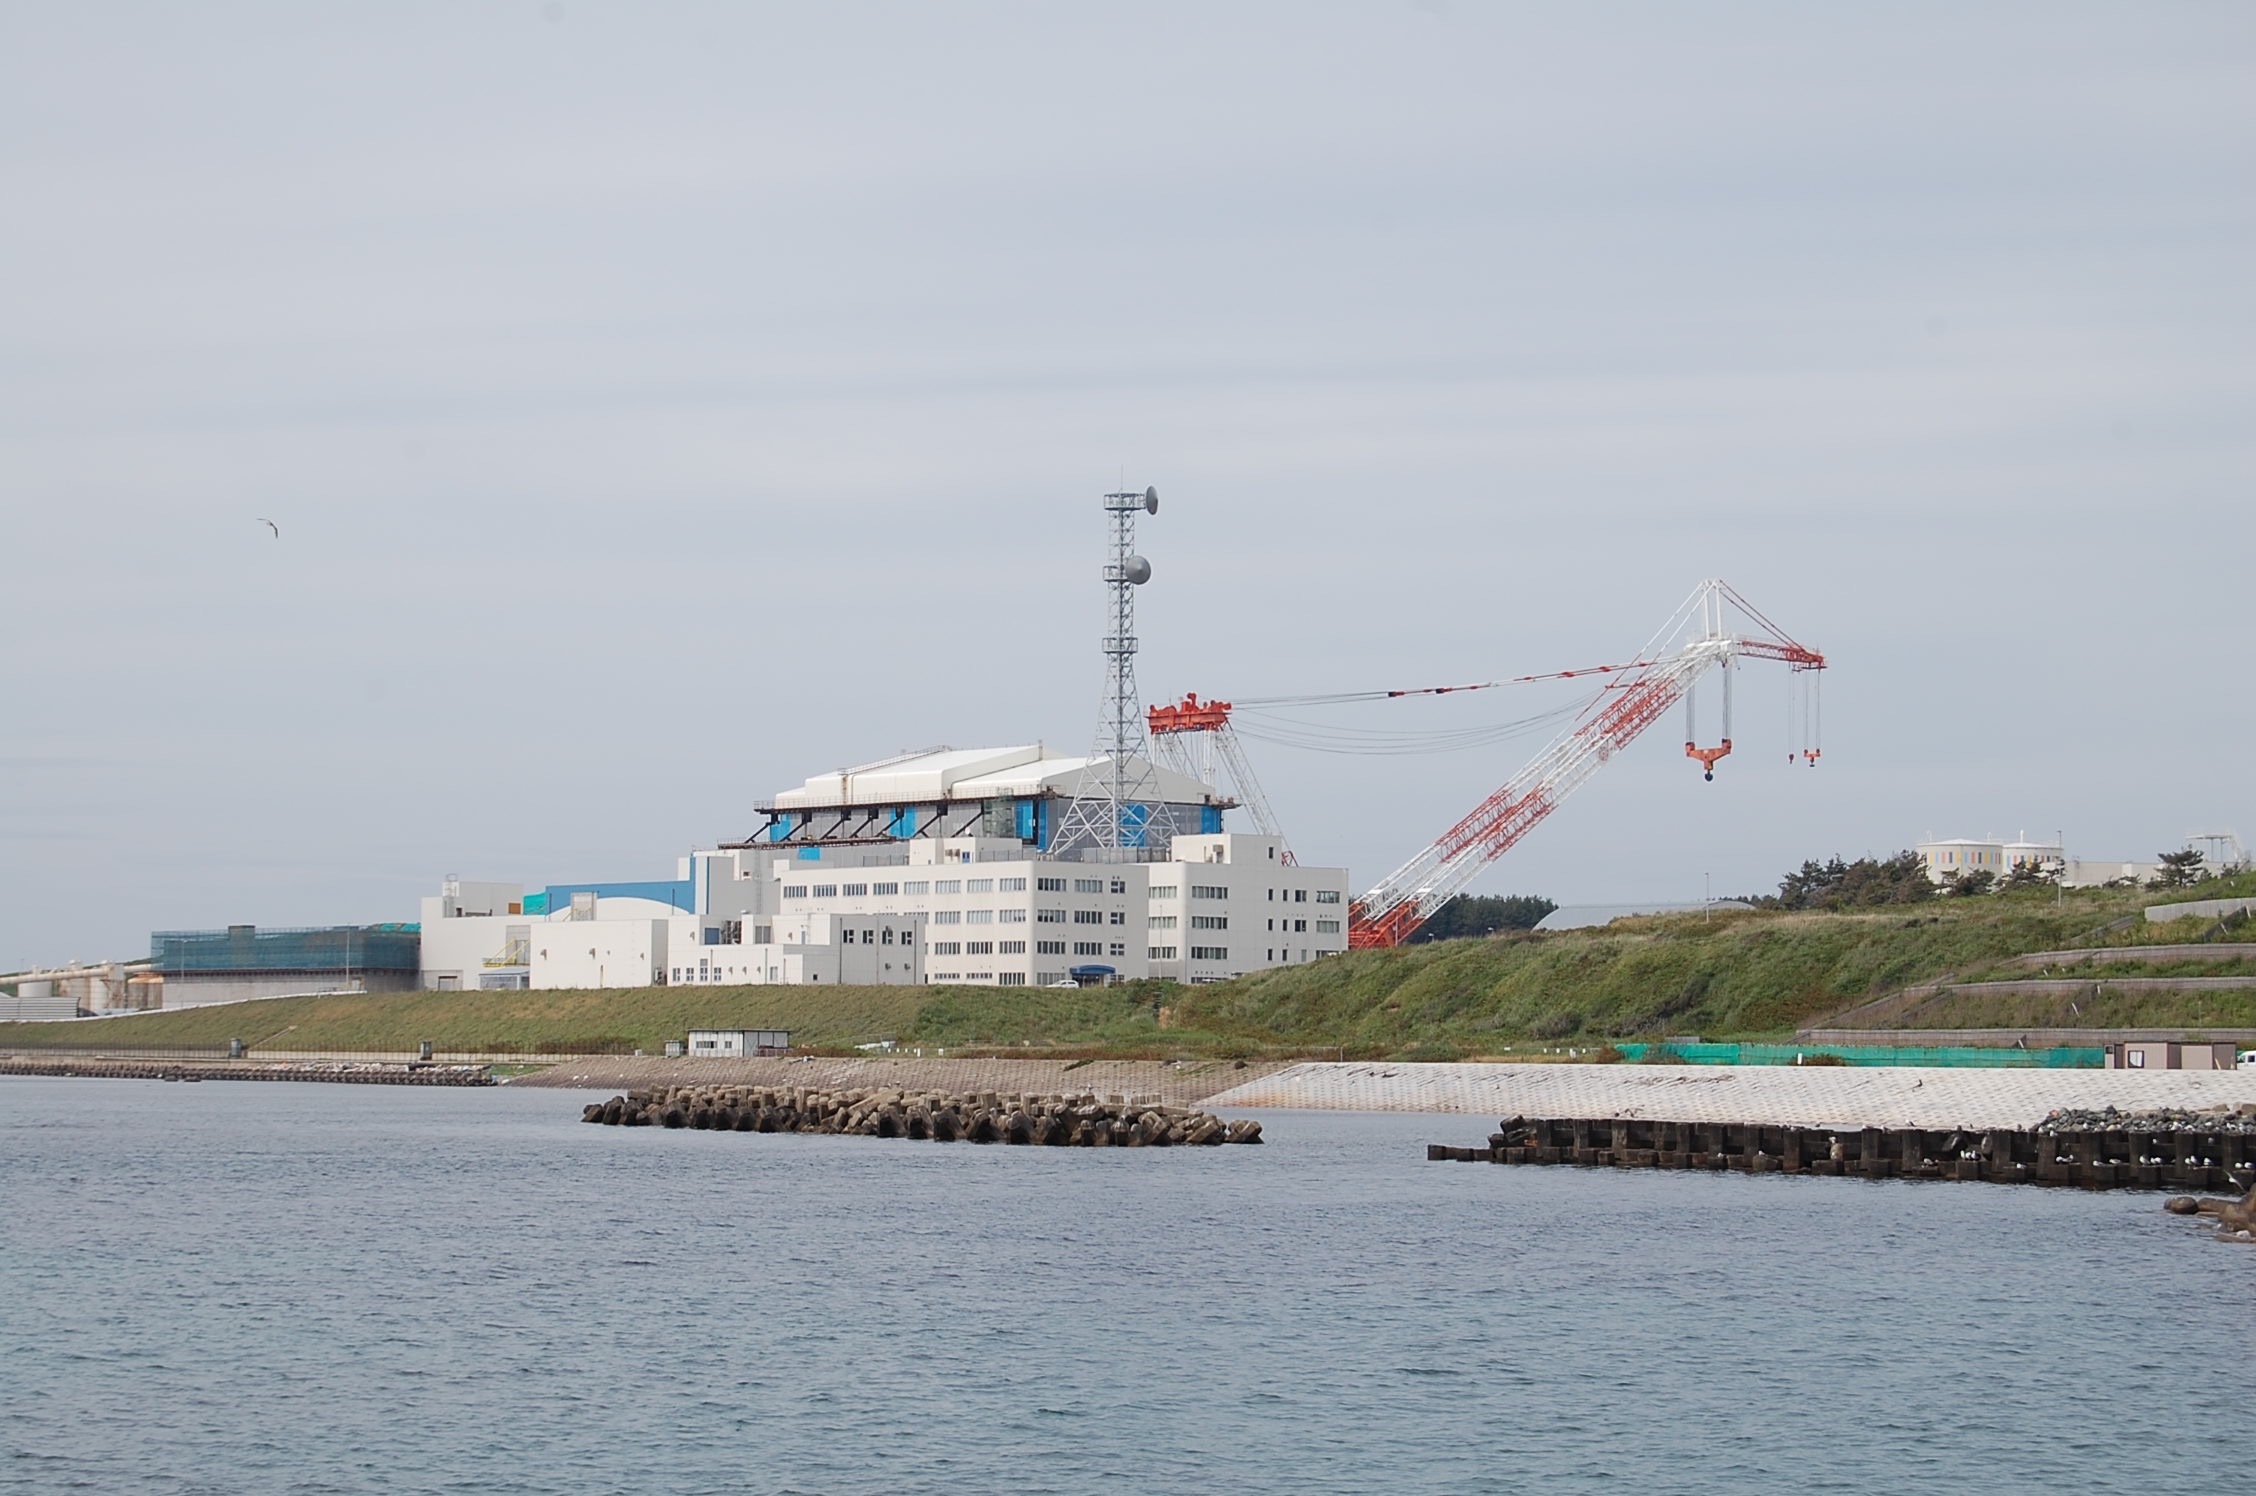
[1,1078,2248,1495]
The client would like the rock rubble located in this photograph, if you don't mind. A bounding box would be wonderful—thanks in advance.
[579,1084,1263,1147]
[2036,1102,2256,1136]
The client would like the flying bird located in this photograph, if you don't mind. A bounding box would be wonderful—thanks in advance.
[256,518,279,538]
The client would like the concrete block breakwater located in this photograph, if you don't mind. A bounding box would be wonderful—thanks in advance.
[0,1057,494,1086]
[1428,1113,2256,1192]
[581,1084,1264,1146]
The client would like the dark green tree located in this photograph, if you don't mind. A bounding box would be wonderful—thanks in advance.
[2151,849,2207,890]
[1999,859,2060,891]
[1408,894,1558,943]
[1773,852,1934,911]
[1946,867,1997,897]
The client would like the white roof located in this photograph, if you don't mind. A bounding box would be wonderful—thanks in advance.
[772,744,1219,810]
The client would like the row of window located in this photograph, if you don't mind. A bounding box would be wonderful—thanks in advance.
[1191,915,1227,930]
[928,909,1033,926]
[1190,945,1228,961]
[929,940,1032,957]
[785,878,1346,907]
[1148,945,1177,960]
[783,874,1041,899]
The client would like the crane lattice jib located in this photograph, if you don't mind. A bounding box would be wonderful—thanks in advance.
[1348,580,1823,948]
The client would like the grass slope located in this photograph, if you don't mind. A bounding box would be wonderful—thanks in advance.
[6,881,2251,1059]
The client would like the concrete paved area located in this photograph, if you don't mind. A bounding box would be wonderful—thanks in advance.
[1204,1061,2256,1129]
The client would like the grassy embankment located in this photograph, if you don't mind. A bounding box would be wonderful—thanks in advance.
[6,877,2252,1060]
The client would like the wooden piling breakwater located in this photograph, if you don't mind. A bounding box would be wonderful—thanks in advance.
[1427,1114,2256,1191]
[0,1056,494,1086]
[581,1083,1264,1146]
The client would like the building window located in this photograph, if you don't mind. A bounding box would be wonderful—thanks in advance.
[1036,939,1066,955]
[1191,915,1228,930]
[1073,910,1103,925]
[936,879,962,895]
[1192,885,1228,900]
[1315,890,1341,904]
[782,886,807,899]
[1149,915,1177,930]
[811,884,838,897]
[1294,889,1307,903]
[1149,885,1178,900]
[967,878,994,893]
[999,909,1028,924]
[933,910,961,925]
[842,883,869,897]
[1108,942,1125,957]
[1073,878,1103,894]
[1190,945,1228,961]
[998,940,1026,955]
[932,941,961,956]
[1293,919,1306,932]
[1036,908,1066,924]
[881,929,894,945]
[966,973,993,982]
[997,972,1027,986]
[1109,878,1128,895]
[1108,910,1126,926]
[1148,945,1178,960]
[1315,919,1341,934]
[998,877,1028,892]
[1037,876,1066,892]
[904,880,931,895]
[967,941,994,955]
[872,881,900,896]
[966,909,993,924]
[1073,941,1104,956]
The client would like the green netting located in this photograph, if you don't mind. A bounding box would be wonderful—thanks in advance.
[1612,1042,2104,1069]
[150,925,420,975]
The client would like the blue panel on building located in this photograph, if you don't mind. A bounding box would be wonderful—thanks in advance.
[1121,803,1151,849]
[887,806,918,838]
[1036,799,1052,851]
[1014,799,1037,841]
[797,847,823,861]
[541,880,696,913]
[1201,805,1223,834]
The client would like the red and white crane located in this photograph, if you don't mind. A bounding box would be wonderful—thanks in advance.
[1341,579,1826,947]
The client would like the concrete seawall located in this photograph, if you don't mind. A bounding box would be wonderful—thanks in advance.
[1205,1061,2256,1129]
[514,1055,1282,1104]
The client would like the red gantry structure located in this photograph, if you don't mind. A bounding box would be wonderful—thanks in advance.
[1340,579,1826,948]
[1147,693,1298,864]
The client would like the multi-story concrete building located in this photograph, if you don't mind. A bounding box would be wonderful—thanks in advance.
[418,743,1352,990]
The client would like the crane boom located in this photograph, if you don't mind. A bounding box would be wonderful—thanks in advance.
[1348,579,1825,948]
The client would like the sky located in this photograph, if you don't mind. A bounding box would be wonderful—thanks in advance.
[2,2,2251,970]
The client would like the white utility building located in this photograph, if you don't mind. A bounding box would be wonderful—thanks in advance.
[419,743,1352,991]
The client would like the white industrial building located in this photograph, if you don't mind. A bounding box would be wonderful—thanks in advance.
[419,744,1351,992]
[1915,835,2162,889]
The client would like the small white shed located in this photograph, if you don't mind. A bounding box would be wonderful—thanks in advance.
[686,1028,792,1058]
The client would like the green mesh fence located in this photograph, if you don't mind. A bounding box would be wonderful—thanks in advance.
[1612,1042,2105,1069]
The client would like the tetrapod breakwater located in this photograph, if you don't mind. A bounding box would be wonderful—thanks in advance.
[581,1083,1264,1146]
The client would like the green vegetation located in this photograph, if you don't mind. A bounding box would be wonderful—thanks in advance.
[8,873,2254,1062]
[1406,894,1558,943]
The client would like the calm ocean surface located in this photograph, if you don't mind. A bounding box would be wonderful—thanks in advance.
[2,1078,2249,1496]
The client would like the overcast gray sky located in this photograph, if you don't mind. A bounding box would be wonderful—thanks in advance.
[3,3,2251,970]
